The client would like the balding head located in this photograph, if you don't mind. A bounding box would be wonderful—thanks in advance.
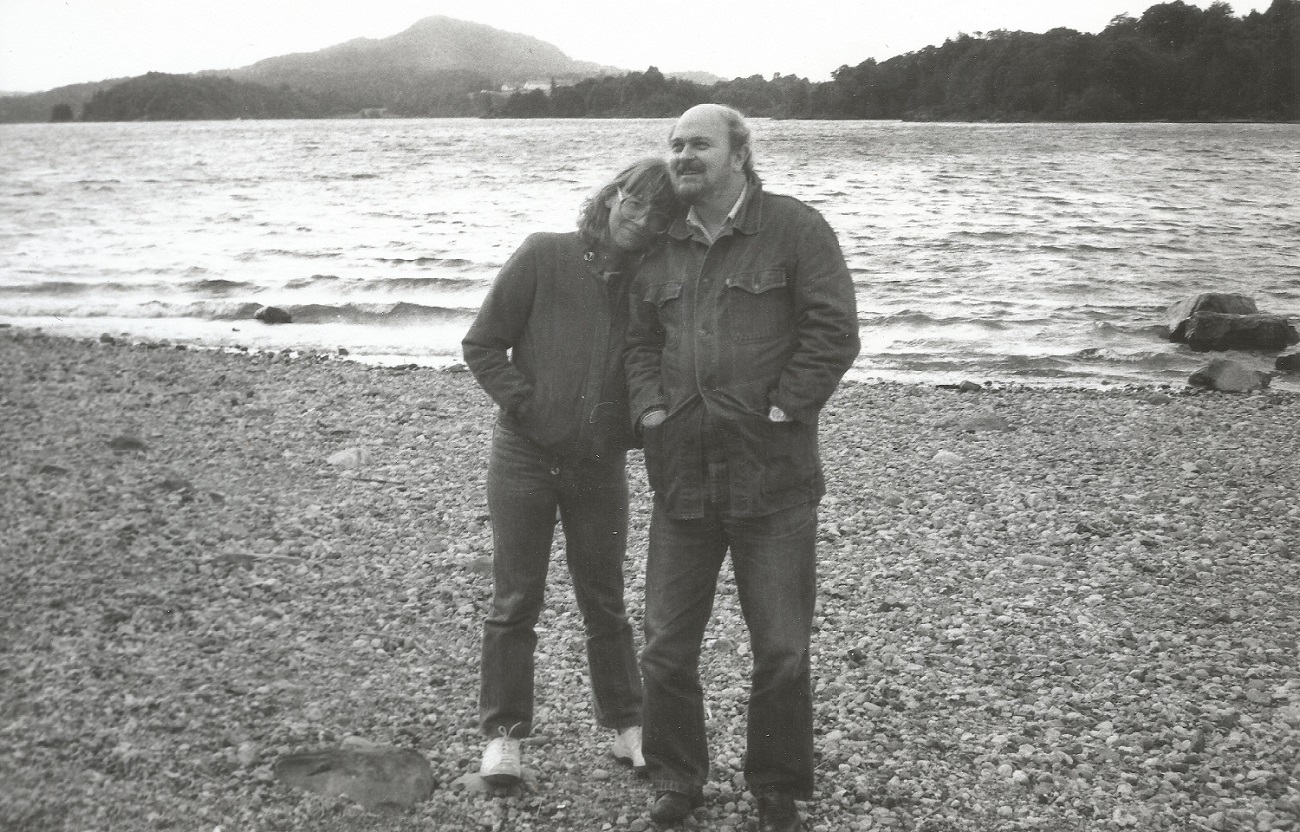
[666,104,753,209]
[672,104,754,176]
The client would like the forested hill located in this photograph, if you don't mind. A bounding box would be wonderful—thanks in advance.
[8,0,1296,123]
[496,0,1297,122]
[818,0,1297,121]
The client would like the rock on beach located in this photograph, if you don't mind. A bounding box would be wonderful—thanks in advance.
[254,305,293,324]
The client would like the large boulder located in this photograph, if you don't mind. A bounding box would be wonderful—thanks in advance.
[254,305,292,324]
[1276,353,1300,374]
[1188,358,1271,393]
[1165,293,1257,340]
[273,739,434,810]
[1182,311,1299,352]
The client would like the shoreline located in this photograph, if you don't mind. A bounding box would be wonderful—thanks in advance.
[6,319,1296,395]
[3,326,1298,831]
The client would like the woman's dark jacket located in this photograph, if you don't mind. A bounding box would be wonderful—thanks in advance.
[463,231,639,462]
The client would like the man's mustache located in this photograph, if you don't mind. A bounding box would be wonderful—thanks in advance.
[672,160,705,175]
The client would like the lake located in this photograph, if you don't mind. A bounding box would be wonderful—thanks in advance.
[2,118,1297,389]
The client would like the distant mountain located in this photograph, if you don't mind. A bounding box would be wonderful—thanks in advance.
[223,16,623,91]
[0,16,634,122]
[0,15,730,122]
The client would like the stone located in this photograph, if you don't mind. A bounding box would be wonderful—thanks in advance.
[107,435,148,452]
[1165,293,1257,340]
[1188,358,1271,393]
[253,305,292,325]
[1275,353,1300,374]
[327,447,369,468]
[956,411,1011,432]
[158,475,194,493]
[237,741,261,767]
[1181,311,1298,352]
[273,740,434,810]
[935,380,983,392]
[1018,554,1064,567]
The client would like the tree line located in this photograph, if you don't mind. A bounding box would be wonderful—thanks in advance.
[492,0,1296,121]
[69,0,1296,123]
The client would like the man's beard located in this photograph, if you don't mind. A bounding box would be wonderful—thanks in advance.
[670,167,706,204]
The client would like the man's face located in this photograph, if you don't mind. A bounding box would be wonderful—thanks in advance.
[667,108,743,205]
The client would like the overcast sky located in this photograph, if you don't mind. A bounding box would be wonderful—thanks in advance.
[0,0,1271,93]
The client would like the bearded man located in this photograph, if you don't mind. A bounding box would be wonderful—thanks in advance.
[626,104,860,832]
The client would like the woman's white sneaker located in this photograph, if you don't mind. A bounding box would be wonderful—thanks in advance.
[479,735,522,786]
[611,725,646,772]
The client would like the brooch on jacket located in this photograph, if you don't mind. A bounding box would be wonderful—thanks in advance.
[584,248,630,279]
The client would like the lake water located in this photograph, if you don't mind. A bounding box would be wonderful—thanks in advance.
[2,118,1298,390]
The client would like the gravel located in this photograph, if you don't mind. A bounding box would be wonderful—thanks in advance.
[2,326,1297,831]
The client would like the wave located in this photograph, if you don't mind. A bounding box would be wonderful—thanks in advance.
[283,302,471,325]
[1073,347,1182,367]
[281,273,485,292]
[4,299,475,326]
[1036,243,1124,253]
[188,279,255,294]
[0,280,165,296]
[376,256,477,269]
[376,276,484,292]
[948,230,1025,240]
[236,249,342,261]
[864,310,1012,330]
[206,300,474,326]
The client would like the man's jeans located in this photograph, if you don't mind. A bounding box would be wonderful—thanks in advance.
[479,423,642,737]
[640,494,817,798]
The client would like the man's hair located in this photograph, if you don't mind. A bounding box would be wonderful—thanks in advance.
[577,157,676,246]
[715,105,756,177]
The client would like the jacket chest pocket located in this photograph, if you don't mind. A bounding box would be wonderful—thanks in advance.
[644,281,684,325]
[724,268,792,343]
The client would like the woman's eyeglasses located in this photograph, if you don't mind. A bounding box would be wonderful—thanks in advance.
[618,189,669,227]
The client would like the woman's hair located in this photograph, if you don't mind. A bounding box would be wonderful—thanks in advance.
[577,157,676,247]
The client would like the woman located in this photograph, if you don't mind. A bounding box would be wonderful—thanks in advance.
[461,157,675,785]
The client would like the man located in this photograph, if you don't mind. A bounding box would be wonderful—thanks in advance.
[626,104,860,831]
[463,158,675,787]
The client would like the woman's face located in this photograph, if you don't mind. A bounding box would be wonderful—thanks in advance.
[605,187,669,252]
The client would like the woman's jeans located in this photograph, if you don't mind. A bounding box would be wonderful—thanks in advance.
[479,423,642,737]
[640,495,818,799]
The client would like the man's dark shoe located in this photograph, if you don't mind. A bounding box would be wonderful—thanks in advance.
[649,790,701,826]
[757,788,802,832]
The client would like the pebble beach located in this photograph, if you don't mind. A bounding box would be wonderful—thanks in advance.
[3,325,1298,832]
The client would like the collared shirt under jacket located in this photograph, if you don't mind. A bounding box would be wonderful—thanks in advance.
[463,231,639,462]
[626,176,861,518]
